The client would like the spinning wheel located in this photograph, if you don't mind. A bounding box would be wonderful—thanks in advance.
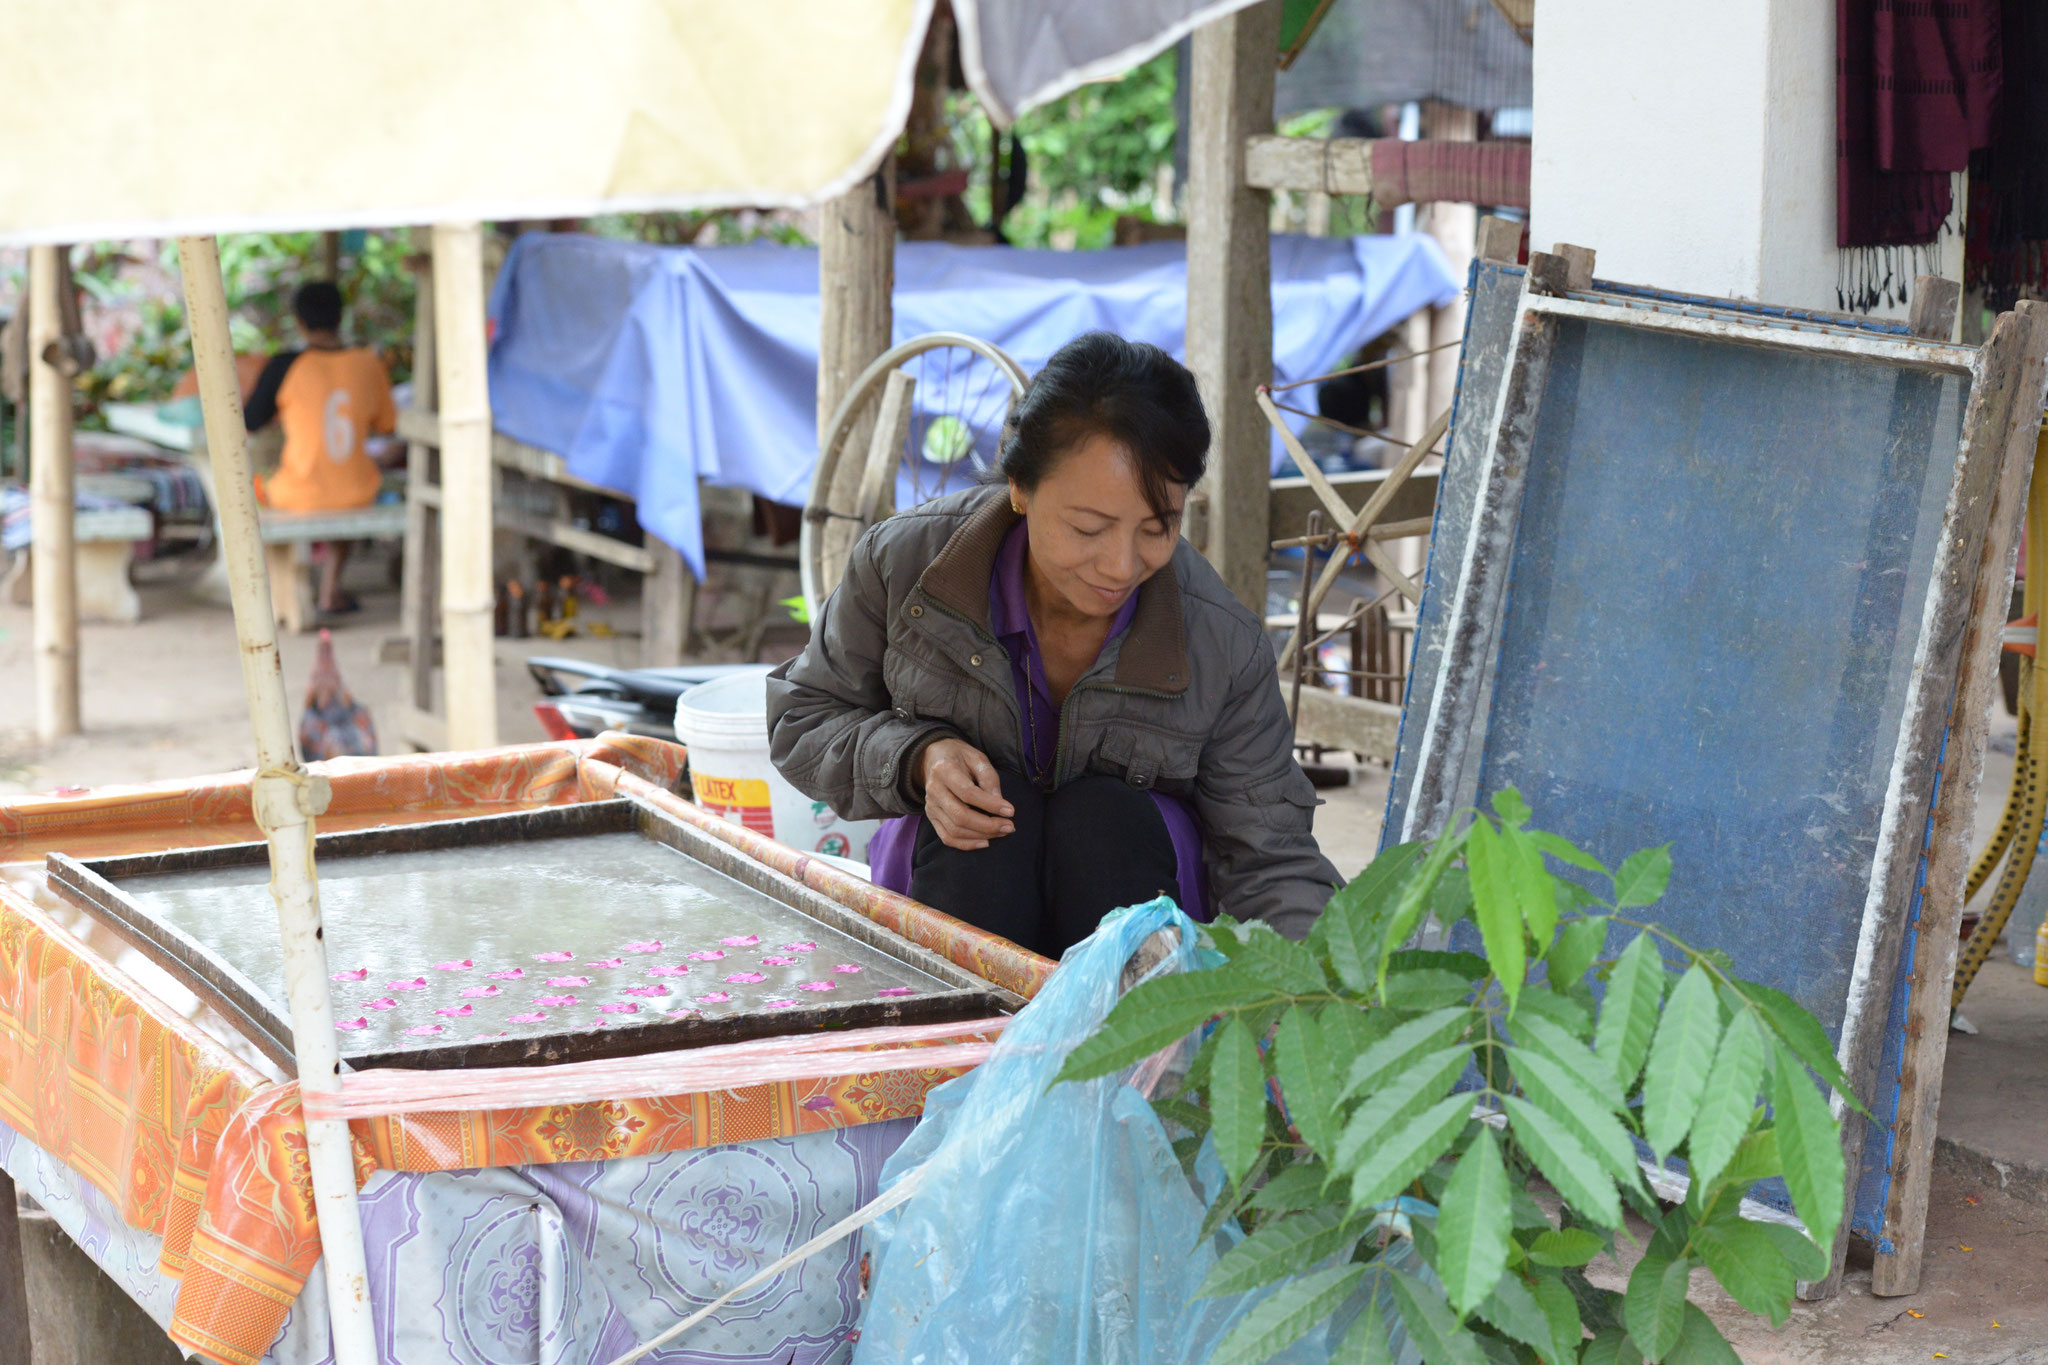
[801,332,1029,615]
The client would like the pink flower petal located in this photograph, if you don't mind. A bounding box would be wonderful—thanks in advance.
[782,942,819,953]
[534,950,574,963]
[586,957,625,969]
[698,991,731,1004]
[434,1003,475,1018]
[508,1011,547,1024]
[665,1008,699,1019]
[623,985,670,998]
[406,1024,445,1036]
[765,1000,796,1010]
[536,994,577,1007]
[432,959,473,971]
[331,967,368,981]
[622,940,663,954]
[798,981,836,992]
[335,1017,369,1031]
[389,977,428,991]
[487,967,526,980]
[724,971,767,984]
[876,987,916,997]
[546,975,591,987]
[647,964,691,978]
[831,964,862,975]
[460,984,500,998]
[686,949,726,961]
[720,935,761,947]
[598,1002,640,1014]
[362,997,398,1011]
[761,956,799,967]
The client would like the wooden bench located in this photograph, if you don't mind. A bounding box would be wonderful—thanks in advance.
[4,503,155,624]
[258,502,408,633]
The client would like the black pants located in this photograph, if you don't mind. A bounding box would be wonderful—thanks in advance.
[910,770,1182,960]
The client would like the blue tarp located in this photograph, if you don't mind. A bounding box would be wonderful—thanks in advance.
[487,233,1460,576]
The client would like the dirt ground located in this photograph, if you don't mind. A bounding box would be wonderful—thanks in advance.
[9,563,2048,1362]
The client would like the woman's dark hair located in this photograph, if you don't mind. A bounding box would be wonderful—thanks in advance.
[998,331,1209,521]
[293,281,344,332]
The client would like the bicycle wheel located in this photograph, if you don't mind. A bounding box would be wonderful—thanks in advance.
[802,332,1030,615]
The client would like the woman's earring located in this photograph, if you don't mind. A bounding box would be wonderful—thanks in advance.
[1011,500,1024,515]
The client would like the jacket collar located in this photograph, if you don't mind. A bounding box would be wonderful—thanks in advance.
[917,489,1190,696]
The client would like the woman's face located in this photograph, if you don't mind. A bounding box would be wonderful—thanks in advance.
[1012,432,1185,622]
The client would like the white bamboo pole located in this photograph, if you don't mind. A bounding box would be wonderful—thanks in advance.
[432,223,498,750]
[174,236,378,1365]
[28,244,79,740]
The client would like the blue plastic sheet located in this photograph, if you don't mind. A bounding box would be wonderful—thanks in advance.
[487,234,1460,576]
[852,899,1428,1364]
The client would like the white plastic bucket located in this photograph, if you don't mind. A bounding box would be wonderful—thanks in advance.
[673,667,880,861]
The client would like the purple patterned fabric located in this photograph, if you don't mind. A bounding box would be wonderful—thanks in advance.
[0,1112,912,1365]
[870,521,1210,922]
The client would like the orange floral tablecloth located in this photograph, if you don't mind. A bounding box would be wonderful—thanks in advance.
[0,737,1051,1365]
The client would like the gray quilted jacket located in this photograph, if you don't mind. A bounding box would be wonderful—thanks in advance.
[765,486,1339,937]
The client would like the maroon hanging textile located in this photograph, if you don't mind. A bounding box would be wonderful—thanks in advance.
[1967,0,2048,307]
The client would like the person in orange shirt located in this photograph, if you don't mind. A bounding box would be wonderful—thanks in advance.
[246,281,398,615]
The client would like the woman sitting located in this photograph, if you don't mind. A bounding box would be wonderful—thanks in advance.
[767,332,1338,959]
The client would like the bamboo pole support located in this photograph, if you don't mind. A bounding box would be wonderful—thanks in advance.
[432,223,498,749]
[28,244,80,740]
[175,236,378,1365]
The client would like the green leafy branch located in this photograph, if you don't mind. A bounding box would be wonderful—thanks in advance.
[1055,789,1855,1364]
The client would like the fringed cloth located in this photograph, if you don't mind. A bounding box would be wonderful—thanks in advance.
[1967,0,2048,308]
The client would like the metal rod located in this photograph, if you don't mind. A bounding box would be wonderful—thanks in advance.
[175,236,378,1365]
[1266,336,1462,392]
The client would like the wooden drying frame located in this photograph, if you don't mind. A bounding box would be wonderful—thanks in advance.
[1400,250,2048,1292]
[48,795,1020,1076]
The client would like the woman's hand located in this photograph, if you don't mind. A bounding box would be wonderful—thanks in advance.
[918,738,1016,850]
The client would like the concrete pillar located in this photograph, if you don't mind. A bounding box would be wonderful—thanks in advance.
[18,1211,184,1365]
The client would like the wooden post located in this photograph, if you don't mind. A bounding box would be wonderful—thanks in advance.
[1187,0,1281,612]
[0,1169,28,1365]
[816,166,895,590]
[1420,101,1479,427]
[28,244,79,741]
[432,224,498,750]
[399,252,441,721]
[175,235,378,1365]
[641,537,695,666]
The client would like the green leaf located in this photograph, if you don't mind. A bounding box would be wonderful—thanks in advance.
[1492,787,1534,827]
[1548,917,1610,991]
[1510,1049,1643,1186]
[1318,1000,1390,1066]
[1686,1010,1767,1192]
[1710,1127,1780,1193]
[1503,1096,1624,1229]
[1381,825,1470,995]
[1387,1268,1489,1365]
[1526,1227,1605,1268]
[1054,967,1273,1083]
[1430,865,1477,924]
[1467,819,1530,1009]
[1503,825,1562,949]
[1199,1149,1273,1242]
[1691,1213,1794,1325]
[1514,985,1596,1040]
[1388,948,1493,979]
[1345,1090,1474,1211]
[1319,843,1426,991]
[1382,968,1476,1011]
[1514,1014,1627,1113]
[1335,1292,1394,1365]
[1250,1158,1331,1213]
[1211,1015,1268,1187]
[1733,979,1863,1114]
[1611,846,1671,908]
[1622,1247,1691,1362]
[1223,922,1330,994]
[1580,1328,1645,1365]
[1151,1096,1211,1137]
[1336,1044,1474,1173]
[1769,1041,1846,1251]
[1530,828,1606,874]
[1662,1304,1741,1365]
[1477,1270,1555,1359]
[1566,1269,1623,1336]
[1593,933,1666,1091]
[1199,1206,1368,1299]
[1760,1222,1831,1283]
[1345,1005,1473,1098]
[1642,965,1723,1157]
[1440,1126,1515,1313]
[1208,1263,1364,1365]
[1275,1007,1344,1155]
[1531,1270,1587,1364]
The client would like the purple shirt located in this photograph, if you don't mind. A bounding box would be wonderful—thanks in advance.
[867,520,1209,920]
